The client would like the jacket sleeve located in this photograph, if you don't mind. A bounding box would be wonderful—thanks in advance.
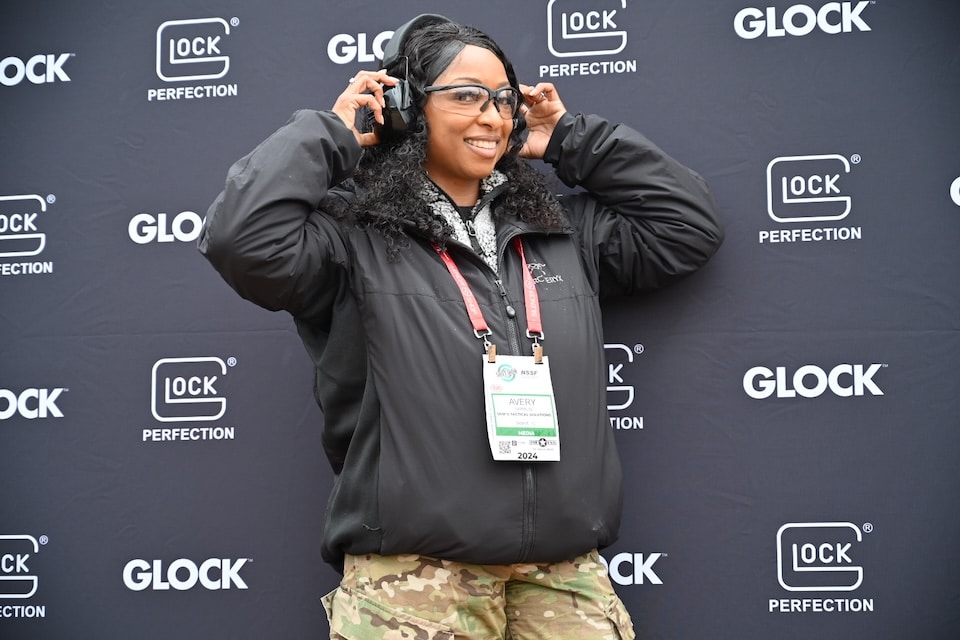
[543,112,724,296]
[198,109,361,317]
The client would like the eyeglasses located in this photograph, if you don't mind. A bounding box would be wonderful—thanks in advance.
[423,84,522,120]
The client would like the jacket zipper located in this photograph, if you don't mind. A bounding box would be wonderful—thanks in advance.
[488,236,536,562]
[493,278,522,354]
[446,194,541,562]
[456,231,538,562]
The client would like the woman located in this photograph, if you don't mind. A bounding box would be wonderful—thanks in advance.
[200,13,722,639]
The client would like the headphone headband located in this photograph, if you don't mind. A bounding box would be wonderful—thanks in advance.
[381,14,453,69]
[375,14,453,141]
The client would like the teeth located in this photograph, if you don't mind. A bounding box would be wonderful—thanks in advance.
[467,139,497,149]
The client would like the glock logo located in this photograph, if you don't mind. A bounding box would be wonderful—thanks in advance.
[156,18,231,82]
[0,53,72,86]
[128,211,203,244]
[327,31,394,65]
[603,552,663,586]
[604,343,636,411]
[123,558,249,591]
[777,522,864,592]
[0,388,66,420]
[743,364,884,399]
[0,535,40,599]
[0,195,46,258]
[767,154,853,223]
[547,0,628,58]
[735,2,871,39]
[151,357,228,422]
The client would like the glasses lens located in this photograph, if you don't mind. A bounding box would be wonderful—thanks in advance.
[430,85,517,120]
[493,89,519,118]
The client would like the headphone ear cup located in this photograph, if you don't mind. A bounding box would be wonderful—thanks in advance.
[376,14,452,140]
[376,81,415,140]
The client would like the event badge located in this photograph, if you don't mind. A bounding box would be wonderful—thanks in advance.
[482,355,560,462]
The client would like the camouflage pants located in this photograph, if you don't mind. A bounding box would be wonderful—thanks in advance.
[322,549,635,640]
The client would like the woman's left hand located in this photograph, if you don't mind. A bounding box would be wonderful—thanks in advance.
[517,82,566,159]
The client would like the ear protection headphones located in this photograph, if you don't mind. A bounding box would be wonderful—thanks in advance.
[376,13,452,139]
[375,13,527,151]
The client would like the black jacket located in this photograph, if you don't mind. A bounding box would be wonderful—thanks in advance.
[200,109,723,570]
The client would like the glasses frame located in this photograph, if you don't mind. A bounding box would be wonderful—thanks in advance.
[423,83,522,120]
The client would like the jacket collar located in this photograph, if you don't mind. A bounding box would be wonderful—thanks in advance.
[420,170,509,218]
[400,169,573,245]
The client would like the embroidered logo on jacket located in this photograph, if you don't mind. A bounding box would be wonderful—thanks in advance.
[526,261,564,285]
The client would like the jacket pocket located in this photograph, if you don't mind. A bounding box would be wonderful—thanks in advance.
[322,585,455,640]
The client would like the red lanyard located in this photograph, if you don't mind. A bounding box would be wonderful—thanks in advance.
[513,238,542,337]
[434,238,544,362]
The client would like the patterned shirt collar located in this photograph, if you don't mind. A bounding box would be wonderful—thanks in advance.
[420,170,508,272]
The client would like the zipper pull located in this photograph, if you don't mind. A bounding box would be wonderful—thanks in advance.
[495,279,517,318]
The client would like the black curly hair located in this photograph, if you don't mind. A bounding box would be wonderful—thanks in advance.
[333,18,568,260]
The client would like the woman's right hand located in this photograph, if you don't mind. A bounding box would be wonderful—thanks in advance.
[331,69,399,147]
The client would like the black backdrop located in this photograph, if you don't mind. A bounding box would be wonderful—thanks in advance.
[2,1,959,638]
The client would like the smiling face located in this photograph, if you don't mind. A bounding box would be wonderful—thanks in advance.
[421,44,514,206]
